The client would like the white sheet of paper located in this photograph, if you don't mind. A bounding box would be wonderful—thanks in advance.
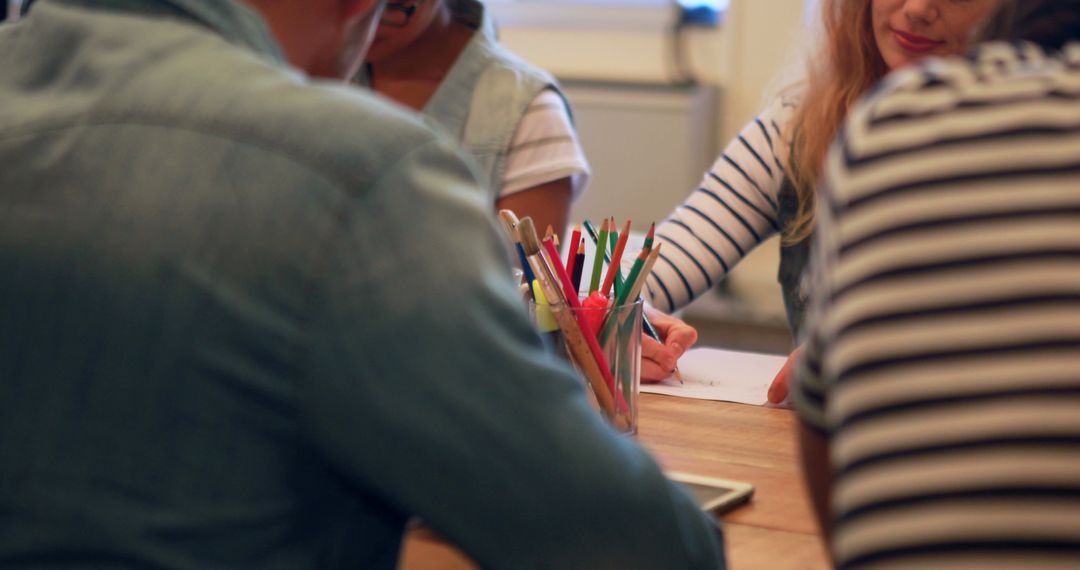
[641,347,787,405]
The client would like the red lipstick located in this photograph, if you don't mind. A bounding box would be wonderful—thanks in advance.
[893,28,945,53]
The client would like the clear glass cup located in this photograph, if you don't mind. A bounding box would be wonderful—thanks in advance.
[531,297,643,434]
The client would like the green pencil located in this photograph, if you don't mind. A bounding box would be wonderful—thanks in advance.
[643,222,655,250]
[598,244,651,348]
[607,217,619,258]
[616,244,649,309]
[588,218,609,293]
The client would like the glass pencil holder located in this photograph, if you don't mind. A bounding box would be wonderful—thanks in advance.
[530,297,643,435]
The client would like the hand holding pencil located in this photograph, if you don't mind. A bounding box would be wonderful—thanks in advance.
[639,306,697,383]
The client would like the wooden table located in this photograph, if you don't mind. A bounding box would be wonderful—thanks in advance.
[399,395,830,569]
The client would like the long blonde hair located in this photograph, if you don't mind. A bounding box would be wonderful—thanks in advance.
[784,0,887,244]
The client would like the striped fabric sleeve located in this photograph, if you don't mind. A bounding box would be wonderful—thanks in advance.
[645,94,796,313]
[802,42,1080,569]
[500,89,590,200]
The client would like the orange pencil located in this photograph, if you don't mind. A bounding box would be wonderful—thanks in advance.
[601,219,631,297]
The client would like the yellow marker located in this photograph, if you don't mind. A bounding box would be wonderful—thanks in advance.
[532,280,559,333]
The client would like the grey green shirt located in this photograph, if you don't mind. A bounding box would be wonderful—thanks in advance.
[0,1,725,568]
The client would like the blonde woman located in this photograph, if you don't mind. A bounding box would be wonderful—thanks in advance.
[647,0,1002,400]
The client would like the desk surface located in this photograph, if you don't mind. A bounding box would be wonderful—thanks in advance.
[399,395,830,570]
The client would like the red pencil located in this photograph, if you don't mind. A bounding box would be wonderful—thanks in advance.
[543,236,622,401]
[565,224,581,289]
[543,238,580,312]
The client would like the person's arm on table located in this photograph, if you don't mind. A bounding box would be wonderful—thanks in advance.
[304,139,724,569]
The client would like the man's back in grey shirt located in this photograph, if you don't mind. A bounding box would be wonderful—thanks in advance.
[0,1,725,568]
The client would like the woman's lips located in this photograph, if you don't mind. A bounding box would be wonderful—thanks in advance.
[893,28,945,53]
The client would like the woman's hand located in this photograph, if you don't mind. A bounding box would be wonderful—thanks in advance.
[641,306,698,382]
[767,345,805,406]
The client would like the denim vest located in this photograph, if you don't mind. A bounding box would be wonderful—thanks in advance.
[360,0,564,200]
[776,175,813,341]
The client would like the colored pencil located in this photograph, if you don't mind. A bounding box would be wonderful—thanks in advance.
[582,218,660,340]
[565,225,581,280]
[616,244,650,309]
[516,244,535,286]
[518,217,616,415]
[634,223,656,303]
[601,219,631,298]
[543,235,629,409]
[607,217,618,255]
[622,243,661,304]
[570,238,586,295]
[582,219,600,246]
[588,218,609,293]
[598,243,652,348]
[580,219,680,383]
[619,243,682,383]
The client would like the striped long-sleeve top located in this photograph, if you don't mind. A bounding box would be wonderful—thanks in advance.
[796,41,1080,569]
[646,93,799,314]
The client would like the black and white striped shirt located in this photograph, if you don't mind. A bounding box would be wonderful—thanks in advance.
[646,92,799,313]
[796,42,1080,569]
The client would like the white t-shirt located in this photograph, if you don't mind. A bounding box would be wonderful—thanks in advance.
[499,89,590,200]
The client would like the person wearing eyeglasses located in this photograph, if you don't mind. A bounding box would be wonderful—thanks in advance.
[357,0,588,242]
